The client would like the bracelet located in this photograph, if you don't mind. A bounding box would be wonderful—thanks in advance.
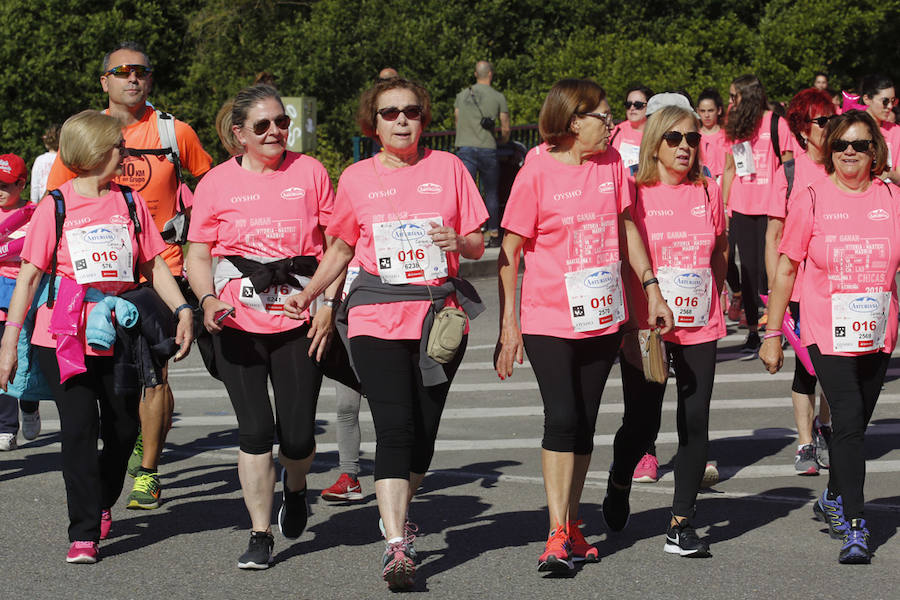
[174,303,192,319]
[763,330,783,340]
[4,321,22,330]
[322,297,340,308]
[199,293,216,309]
[642,277,659,289]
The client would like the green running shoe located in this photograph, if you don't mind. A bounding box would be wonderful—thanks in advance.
[127,431,143,478]
[127,472,161,510]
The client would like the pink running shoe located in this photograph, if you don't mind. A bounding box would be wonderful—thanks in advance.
[66,541,99,564]
[632,453,659,483]
[567,520,599,563]
[100,510,112,540]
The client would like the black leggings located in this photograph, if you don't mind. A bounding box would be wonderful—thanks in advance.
[789,302,817,395]
[213,324,322,459]
[613,340,717,516]
[726,234,741,295]
[808,345,889,519]
[349,335,466,481]
[523,333,621,454]
[36,347,140,542]
[729,212,768,326]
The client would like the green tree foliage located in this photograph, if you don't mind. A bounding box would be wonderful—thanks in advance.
[2,0,900,181]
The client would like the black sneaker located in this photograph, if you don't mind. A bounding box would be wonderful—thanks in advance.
[278,468,308,540]
[602,472,631,532]
[741,331,761,354]
[237,531,274,569]
[664,519,711,558]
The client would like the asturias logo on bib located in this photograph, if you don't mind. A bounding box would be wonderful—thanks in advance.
[868,208,889,221]
[849,296,881,312]
[674,272,703,289]
[417,183,442,194]
[583,270,613,288]
[391,223,426,241]
[280,187,306,200]
[83,227,117,244]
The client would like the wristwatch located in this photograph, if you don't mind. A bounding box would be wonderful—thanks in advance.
[322,297,340,308]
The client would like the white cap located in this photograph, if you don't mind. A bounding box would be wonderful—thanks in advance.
[645,92,699,120]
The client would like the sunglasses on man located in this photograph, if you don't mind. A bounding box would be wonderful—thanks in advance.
[104,64,153,79]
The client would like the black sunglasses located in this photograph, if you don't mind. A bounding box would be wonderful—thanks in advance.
[624,100,647,110]
[104,64,153,79]
[806,116,833,127]
[832,139,872,153]
[878,97,899,108]
[376,105,423,121]
[662,131,702,148]
[251,114,291,135]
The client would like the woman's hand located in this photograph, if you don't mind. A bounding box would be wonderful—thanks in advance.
[202,296,235,334]
[173,308,194,361]
[494,320,524,380]
[646,287,675,335]
[0,327,19,392]
[284,291,313,320]
[759,336,784,374]
[307,305,334,361]
[428,222,463,253]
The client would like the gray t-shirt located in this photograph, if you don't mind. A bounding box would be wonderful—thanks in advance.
[454,83,509,149]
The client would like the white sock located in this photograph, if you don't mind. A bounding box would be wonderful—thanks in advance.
[387,536,403,545]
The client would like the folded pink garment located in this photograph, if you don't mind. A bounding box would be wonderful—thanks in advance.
[48,277,88,382]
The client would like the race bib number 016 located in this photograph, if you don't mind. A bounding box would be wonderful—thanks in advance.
[238,276,310,315]
[831,292,889,352]
[65,223,133,284]
[373,217,448,284]
[564,262,626,332]
[657,266,712,327]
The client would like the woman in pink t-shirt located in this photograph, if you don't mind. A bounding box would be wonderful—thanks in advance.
[612,105,727,558]
[858,74,900,182]
[611,85,653,170]
[284,78,487,590]
[766,89,835,476]
[185,85,340,570]
[722,74,794,352]
[760,111,900,565]
[0,111,193,564]
[495,79,673,574]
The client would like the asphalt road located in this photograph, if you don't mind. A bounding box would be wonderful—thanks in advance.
[2,274,899,599]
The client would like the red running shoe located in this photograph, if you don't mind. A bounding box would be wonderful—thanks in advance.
[567,520,599,562]
[66,541,99,564]
[537,526,574,573]
[321,473,363,501]
[382,540,415,590]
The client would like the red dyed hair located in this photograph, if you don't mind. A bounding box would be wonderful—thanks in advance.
[786,88,835,147]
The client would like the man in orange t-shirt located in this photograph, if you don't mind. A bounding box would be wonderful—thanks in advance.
[46,41,212,512]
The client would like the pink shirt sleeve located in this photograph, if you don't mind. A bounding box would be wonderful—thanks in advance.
[325,174,361,247]
[453,155,489,235]
[778,115,795,155]
[500,165,538,238]
[314,162,335,230]
[187,174,218,244]
[709,180,726,236]
[20,197,55,271]
[778,187,814,262]
[613,149,632,213]
[133,190,167,263]
[768,164,789,218]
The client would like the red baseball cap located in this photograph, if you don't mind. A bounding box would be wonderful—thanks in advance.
[0,153,26,184]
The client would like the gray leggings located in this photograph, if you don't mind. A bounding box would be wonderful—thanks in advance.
[335,382,362,476]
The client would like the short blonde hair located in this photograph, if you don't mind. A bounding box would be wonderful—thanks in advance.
[59,110,123,175]
[634,105,705,186]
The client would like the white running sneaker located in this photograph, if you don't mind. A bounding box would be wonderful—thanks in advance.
[21,409,40,441]
[0,432,17,451]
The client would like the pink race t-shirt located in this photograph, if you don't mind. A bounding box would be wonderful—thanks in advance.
[612,122,644,169]
[326,149,487,340]
[879,120,900,170]
[502,146,632,339]
[700,129,727,180]
[726,111,795,216]
[628,179,726,345]
[22,181,166,353]
[189,152,334,334]
[779,177,900,356]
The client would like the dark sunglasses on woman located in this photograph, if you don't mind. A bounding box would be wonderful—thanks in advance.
[251,114,291,135]
[624,100,647,110]
[806,116,833,128]
[376,105,423,121]
[832,139,872,153]
[662,131,702,148]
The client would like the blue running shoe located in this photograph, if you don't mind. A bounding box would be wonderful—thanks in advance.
[839,518,871,564]
[813,489,848,539]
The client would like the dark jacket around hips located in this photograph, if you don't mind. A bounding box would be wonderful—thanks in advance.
[113,286,178,397]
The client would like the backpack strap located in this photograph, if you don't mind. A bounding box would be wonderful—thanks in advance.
[46,189,66,309]
[771,112,783,166]
[120,185,143,284]
[156,110,186,212]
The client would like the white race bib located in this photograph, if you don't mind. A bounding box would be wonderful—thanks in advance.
[237,277,310,315]
[372,217,448,284]
[732,141,756,178]
[564,261,626,332]
[619,142,640,169]
[831,292,889,352]
[66,223,133,284]
[657,266,713,327]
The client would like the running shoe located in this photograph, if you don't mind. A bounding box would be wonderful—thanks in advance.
[727,294,743,322]
[66,541,99,564]
[814,417,832,469]
[126,431,143,478]
[127,471,161,509]
[664,519,711,557]
[602,473,631,532]
[382,540,416,590]
[537,527,574,573]
[813,489,848,539]
[741,331,761,354]
[632,453,659,483]
[794,444,819,476]
[839,519,871,564]
[379,517,418,561]
[278,468,309,540]
[21,408,40,440]
[0,432,16,451]
[321,472,364,501]
[237,531,274,570]
[567,520,599,563]
[700,462,719,488]
[100,509,112,540]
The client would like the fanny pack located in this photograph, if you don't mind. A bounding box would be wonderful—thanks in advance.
[426,306,467,364]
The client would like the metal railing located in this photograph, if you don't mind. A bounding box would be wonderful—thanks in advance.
[352,124,541,161]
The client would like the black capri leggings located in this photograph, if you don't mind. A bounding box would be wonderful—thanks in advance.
[349,335,467,481]
[789,302,817,395]
[729,211,768,327]
[808,345,889,519]
[213,324,323,459]
[613,340,717,516]
[523,332,621,455]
